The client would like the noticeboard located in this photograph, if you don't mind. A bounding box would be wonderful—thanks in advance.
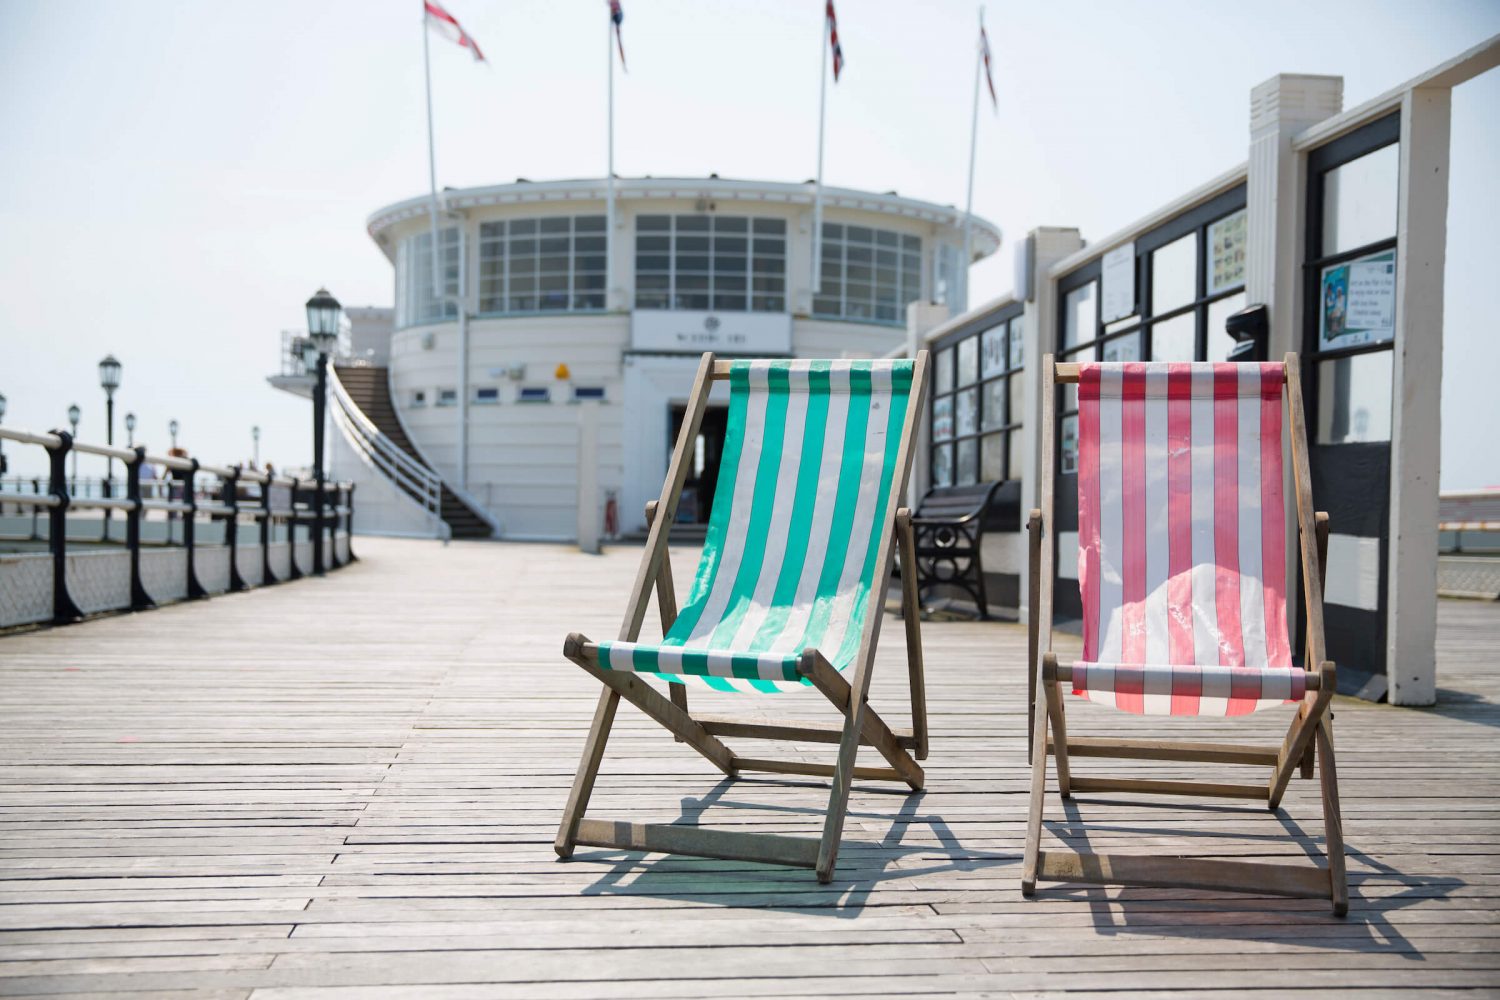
[1319,249,1396,351]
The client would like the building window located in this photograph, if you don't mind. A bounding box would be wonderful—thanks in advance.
[474,386,500,405]
[929,309,1024,488]
[573,386,606,401]
[814,224,922,325]
[396,228,460,327]
[411,390,427,408]
[436,388,457,407]
[634,214,785,313]
[518,386,551,403]
[1053,185,1250,472]
[476,215,606,314]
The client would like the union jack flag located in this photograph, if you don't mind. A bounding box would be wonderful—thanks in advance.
[424,0,485,62]
[609,0,626,71]
[980,23,996,110]
[826,0,844,81]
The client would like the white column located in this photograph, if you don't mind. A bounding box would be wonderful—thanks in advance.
[1244,74,1341,656]
[577,399,601,554]
[1385,87,1451,706]
[1016,227,1084,627]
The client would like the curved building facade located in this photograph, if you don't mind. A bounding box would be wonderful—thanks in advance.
[340,176,998,540]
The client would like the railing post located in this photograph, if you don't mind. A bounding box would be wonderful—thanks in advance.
[287,477,303,581]
[47,431,83,624]
[226,467,246,592]
[345,483,356,562]
[180,458,208,599]
[325,482,340,570]
[126,446,153,611]
[261,475,275,584]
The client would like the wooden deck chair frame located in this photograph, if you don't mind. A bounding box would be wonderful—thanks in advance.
[555,351,931,883]
[1022,352,1348,915]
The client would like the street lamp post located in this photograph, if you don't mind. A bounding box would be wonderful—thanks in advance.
[305,287,342,577]
[67,404,81,490]
[125,412,136,447]
[0,392,8,481]
[252,425,261,467]
[98,355,122,534]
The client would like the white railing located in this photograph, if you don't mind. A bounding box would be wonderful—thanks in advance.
[328,365,450,540]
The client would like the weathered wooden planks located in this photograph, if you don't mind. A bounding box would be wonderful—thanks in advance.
[1,536,1498,996]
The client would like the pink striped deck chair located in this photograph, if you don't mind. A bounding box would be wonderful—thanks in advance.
[1023,354,1347,914]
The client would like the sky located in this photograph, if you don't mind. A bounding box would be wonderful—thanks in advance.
[1,0,1497,487]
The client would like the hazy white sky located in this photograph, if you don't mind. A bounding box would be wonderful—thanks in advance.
[1,0,1497,486]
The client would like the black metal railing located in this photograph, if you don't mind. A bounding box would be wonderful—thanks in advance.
[0,426,354,628]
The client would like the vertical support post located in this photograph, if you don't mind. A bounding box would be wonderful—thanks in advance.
[345,483,356,562]
[287,477,303,581]
[227,467,245,592]
[261,474,275,584]
[47,432,83,624]
[577,400,601,554]
[127,446,152,610]
[1385,87,1451,707]
[313,352,328,576]
[180,459,207,599]
[103,394,114,541]
[810,2,829,298]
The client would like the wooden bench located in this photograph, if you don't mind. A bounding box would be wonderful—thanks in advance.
[910,481,1010,619]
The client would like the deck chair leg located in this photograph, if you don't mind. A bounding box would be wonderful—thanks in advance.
[1026,510,1042,764]
[896,510,929,760]
[1269,663,1334,810]
[555,687,620,859]
[1317,715,1348,915]
[1045,662,1072,798]
[815,695,864,884]
[1023,652,1057,895]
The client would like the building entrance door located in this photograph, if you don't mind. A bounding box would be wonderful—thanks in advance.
[669,404,728,525]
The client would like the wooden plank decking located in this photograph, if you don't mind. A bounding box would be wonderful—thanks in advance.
[1,536,1498,997]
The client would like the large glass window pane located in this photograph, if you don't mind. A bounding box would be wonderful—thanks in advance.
[1009,320,1024,368]
[957,338,978,387]
[1101,334,1140,363]
[1008,372,1026,426]
[956,438,978,486]
[935,348,954,395]
[1060,415,1079,474]
[1151,232,1197,314]
[1005,430,1023,480]
[982,324,1007,378]
[981,433,1005,481]
[1322,143,1399,256]
[1149,311,1196,362]
[932,396,954,441]
[956,388,978,437]
[1316,351,1393,444]
[982,379,1006,430]
[1206,292,1247,361]
[1064,282,1096,349]
[932,444,953,488]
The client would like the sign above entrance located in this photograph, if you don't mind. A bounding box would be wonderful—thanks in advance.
[630,310,792,355]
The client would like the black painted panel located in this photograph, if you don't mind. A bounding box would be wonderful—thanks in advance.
[1310,443,1390,538]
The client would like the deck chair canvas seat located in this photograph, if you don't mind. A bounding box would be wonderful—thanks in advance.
[556,353,930,883]
[1024,355,1348,914]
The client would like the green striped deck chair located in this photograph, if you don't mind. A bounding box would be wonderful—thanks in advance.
[556,352,930,882]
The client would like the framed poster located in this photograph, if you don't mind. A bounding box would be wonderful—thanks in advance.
[1100,243,1136,323]
[1208,210,1248,294]
[1319,250,1396,350]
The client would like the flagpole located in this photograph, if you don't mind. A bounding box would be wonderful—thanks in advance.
[606,13,616,311]
[962,6,983,313]
[423,4,443,303]
[812,6,829,298]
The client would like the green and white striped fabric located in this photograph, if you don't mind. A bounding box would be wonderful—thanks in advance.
[598,359,915,693]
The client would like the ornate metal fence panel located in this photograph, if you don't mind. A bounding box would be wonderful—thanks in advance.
[64,550,131,615]
[196,545,231,595]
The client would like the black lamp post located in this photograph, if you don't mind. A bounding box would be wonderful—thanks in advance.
[67,403,81,488]
[98,355,122,533]
[305,287,341,576]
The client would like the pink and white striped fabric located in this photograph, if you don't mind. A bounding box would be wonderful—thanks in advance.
[1071,362,1305,716]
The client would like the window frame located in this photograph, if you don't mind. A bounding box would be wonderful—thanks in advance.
[929,301,1026,488]
[812,223,923,327]
[633,214,786,313]
[475,214,607,317]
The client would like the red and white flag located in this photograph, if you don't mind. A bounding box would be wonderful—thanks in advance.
[980,24,997,110]
[825,1,844,81]
[609,0,626,71]
[425,0,485,62]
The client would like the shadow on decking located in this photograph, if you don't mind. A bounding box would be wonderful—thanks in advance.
[571,777,1014,915]
[1031,796,1461,956]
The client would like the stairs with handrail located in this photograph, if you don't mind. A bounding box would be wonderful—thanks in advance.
[334,365,493,539]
